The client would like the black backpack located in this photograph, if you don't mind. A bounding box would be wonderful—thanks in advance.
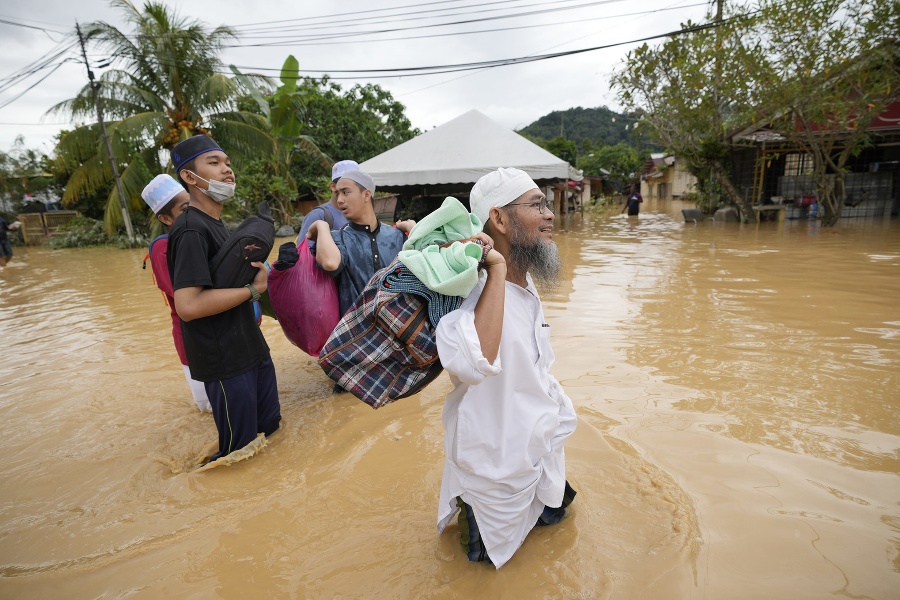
[209,202,275,288]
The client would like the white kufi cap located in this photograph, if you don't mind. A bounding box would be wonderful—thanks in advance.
[141,174,185,214]
[469,167,538,224]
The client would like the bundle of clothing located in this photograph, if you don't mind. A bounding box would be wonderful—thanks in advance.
[318,196,485,408]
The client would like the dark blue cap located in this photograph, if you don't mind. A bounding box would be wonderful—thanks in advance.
[171,135,223,174]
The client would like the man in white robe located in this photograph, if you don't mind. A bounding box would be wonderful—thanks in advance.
[435,168,578,568]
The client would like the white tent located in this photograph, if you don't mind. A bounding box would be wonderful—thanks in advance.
[359,109,582,189]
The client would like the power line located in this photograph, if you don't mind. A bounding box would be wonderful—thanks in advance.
[84,11,728,81]
[0,16,66,35]
[223,19,726,79]
[233,0,601,35]
[226,0,631,46]
[0,40,78,95]
[76,1,703,56]
[225,1,708,48]
[0,2,727,113]
[230,0,516,29]
[398,0,703,97]
[0,60,73,111]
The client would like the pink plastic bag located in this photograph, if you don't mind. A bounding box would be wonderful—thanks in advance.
[267,241,340,356]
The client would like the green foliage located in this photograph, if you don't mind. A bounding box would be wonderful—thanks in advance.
[745,0,900,226]
[612,0,900,226]
[50,0,275,235]
[229,56,331,221]
[48,216,108,248]
[286,76,420,197]
[612,8,765,222]
[578,142,643,188]
[0,136,62,212]
[230,60,418,210]
[111,231,150,249]
[517,106,649,148]
[235,159,296,224]
[684,171,725,213]
[543,136,577,165]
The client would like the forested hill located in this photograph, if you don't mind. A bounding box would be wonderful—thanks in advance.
[517,106,637,147]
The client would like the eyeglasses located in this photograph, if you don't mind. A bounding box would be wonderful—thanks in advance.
[506,198,552,214]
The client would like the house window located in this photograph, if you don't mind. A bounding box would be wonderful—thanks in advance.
[784,153,813,176]
[658,183,669,199]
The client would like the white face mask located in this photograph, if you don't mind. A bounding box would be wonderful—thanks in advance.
[189,172,235,203]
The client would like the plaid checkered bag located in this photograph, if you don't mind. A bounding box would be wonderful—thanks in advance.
[318,259,459,409]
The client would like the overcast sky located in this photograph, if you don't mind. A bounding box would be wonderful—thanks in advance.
[0,0,724,155]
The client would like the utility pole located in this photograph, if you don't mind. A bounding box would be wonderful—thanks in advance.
[76,22,134,240]
[710,0,724,215]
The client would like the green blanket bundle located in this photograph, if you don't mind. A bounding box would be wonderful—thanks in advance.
[398,196,484,297]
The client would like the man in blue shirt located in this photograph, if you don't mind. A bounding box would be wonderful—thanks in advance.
[307,169,414,315]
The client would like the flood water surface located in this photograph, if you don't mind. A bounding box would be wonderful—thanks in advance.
[0,205,897,599]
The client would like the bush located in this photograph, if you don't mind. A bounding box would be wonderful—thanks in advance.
[48,216,108,248]
[111,232,150,249]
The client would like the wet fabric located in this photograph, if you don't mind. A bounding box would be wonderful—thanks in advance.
[148,235,187,366]
[204,355,280,460]
[398,196,484,297]
[456,481,577,563]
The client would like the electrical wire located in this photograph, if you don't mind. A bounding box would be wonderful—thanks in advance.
[0,0,733,112]
[226,0,632,46]
[0,60,74,110]
[220,19,724,77]
[399,0,702,96]
[233,0,608,35]
[75,14,724,81]
[0,40,78,94]
[231,0,480,28]
[225,1,708,48]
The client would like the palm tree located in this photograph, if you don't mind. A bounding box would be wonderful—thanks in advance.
[50,0,274,234]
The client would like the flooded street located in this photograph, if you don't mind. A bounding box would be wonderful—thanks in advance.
[1,202,898,599]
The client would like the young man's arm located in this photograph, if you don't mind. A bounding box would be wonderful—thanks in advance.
[174,262,267,322]
[307,220,342,272]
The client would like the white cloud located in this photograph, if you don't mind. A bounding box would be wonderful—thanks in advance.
[0,0,721,153]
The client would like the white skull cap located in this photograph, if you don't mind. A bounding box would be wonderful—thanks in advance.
[469,167,538,224]
[141,174,185,214]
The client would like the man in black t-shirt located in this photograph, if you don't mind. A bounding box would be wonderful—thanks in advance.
[167,135,281,462]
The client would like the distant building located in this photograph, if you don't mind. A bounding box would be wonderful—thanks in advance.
[729,100,900,219]
[640,154,697,200]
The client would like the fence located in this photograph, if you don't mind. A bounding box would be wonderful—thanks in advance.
[18,211,81,244]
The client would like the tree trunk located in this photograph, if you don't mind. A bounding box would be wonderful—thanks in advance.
[710,160,754,223]
[816,173,844,227]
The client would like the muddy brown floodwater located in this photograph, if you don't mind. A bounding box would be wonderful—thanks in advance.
[0,200,898,599]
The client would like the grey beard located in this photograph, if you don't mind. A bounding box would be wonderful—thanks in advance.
[508,228,561,291]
